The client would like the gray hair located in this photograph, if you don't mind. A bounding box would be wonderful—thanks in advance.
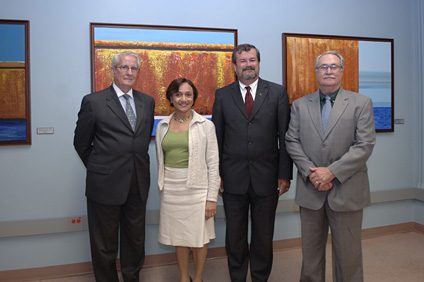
[111,52,141,69]
[315,50,344,70]
[232,43,261,64]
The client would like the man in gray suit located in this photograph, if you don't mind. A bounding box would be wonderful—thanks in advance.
[74,52,155,282]
[285,50,376,282]
[212,43,292,282]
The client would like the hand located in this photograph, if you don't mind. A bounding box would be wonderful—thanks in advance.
[316,181,333,191]
[309,167,335,190]
[218,179,224,197]
[205,201,217,220]
[278,178,291,196]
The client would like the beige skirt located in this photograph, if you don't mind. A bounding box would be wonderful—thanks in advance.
[158,166,215,248]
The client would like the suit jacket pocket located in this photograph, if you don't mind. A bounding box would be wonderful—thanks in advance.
[260,102,277,111]
[87,162,110,175]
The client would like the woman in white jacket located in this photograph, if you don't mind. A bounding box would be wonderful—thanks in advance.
[155,78,220,282]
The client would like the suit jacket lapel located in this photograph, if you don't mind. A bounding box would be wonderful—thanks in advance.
[307,91,324,138]
[133,91,145,132]
[229,82,249,119]
[250,78,266,119]
[324,88,349,137]
[230,79,267,120]
[106,85,133,131]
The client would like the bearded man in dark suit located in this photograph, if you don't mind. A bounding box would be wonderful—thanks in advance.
[74,51,155,282]
[212,44,292,282]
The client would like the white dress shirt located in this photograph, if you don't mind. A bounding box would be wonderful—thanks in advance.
[238,79,259,102]
[113,82,137,118]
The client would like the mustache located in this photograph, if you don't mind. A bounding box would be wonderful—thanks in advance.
[323,75,336,79]
[243,66,255,71]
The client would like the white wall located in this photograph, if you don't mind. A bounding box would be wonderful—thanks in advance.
[0,0,422,271]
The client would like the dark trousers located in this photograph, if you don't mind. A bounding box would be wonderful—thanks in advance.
[223,184,279,282]
[87,173,147,282]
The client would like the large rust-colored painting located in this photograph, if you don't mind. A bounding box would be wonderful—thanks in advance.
[0,20,31,145]
[283,33,394,132]
[91,23,237,134]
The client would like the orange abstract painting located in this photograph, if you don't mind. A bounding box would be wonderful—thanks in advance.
[91,24,237,132]
[283,33,394,132]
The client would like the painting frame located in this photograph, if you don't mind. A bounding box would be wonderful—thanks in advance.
[90,23,238,135]
[0,19,31,145]
[282,33,394,133]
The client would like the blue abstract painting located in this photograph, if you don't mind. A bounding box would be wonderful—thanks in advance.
[0,20,30,145]
[359,41,393,131]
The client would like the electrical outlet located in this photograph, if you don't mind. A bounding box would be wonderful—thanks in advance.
[67,216,84,232]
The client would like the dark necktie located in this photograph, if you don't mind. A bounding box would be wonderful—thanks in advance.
[322,96,332,133]
[123,94,136,131]
[245,86,254,117]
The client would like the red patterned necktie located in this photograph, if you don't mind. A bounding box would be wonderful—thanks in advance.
[245,86,253,117]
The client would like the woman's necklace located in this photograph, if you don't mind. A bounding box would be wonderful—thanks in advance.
[173,113,192,123]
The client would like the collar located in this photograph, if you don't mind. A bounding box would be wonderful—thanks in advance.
[113,82,134,98]
[161,110,206,125]
[239,78,259,94]
[319,88,339,102]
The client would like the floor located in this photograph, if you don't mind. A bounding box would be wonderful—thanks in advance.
[28,231,424,282]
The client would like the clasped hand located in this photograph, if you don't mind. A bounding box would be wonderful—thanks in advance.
[308,167,335,191]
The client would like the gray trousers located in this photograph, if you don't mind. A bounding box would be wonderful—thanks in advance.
[300,202,364,282]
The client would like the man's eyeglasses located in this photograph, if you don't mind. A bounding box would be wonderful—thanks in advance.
[316,64,342,72]
[116,65,139,72]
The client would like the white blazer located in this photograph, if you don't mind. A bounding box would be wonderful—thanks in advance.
[155,110,220,202]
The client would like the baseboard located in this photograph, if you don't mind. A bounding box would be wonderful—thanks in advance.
[415,222,424,234]
[361,222,415,239]
[1,222,423,282]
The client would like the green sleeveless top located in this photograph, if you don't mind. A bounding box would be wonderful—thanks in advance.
[161,129,189,168]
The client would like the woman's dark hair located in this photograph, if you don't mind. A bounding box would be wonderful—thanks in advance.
[166,78,198,107]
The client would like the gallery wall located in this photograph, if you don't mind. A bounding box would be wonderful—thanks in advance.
[0,0,423,271]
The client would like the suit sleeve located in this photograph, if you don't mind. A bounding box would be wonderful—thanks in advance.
[285,100,317,180]
[277,86,293,180]
[211,90,224,176]
[148,97,155,136]
[328,97,376,183]
[73,95,95,167]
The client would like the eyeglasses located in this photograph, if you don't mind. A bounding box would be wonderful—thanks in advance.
[316,64,342,71]
[116,65,139,72]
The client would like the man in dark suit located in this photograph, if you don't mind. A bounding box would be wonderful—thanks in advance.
[285,51,376,282]
[212,43,292,282]
[74,51,155,282]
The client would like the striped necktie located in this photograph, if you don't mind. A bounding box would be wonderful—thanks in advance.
[123,94,136,131]
[322,96,332,133]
